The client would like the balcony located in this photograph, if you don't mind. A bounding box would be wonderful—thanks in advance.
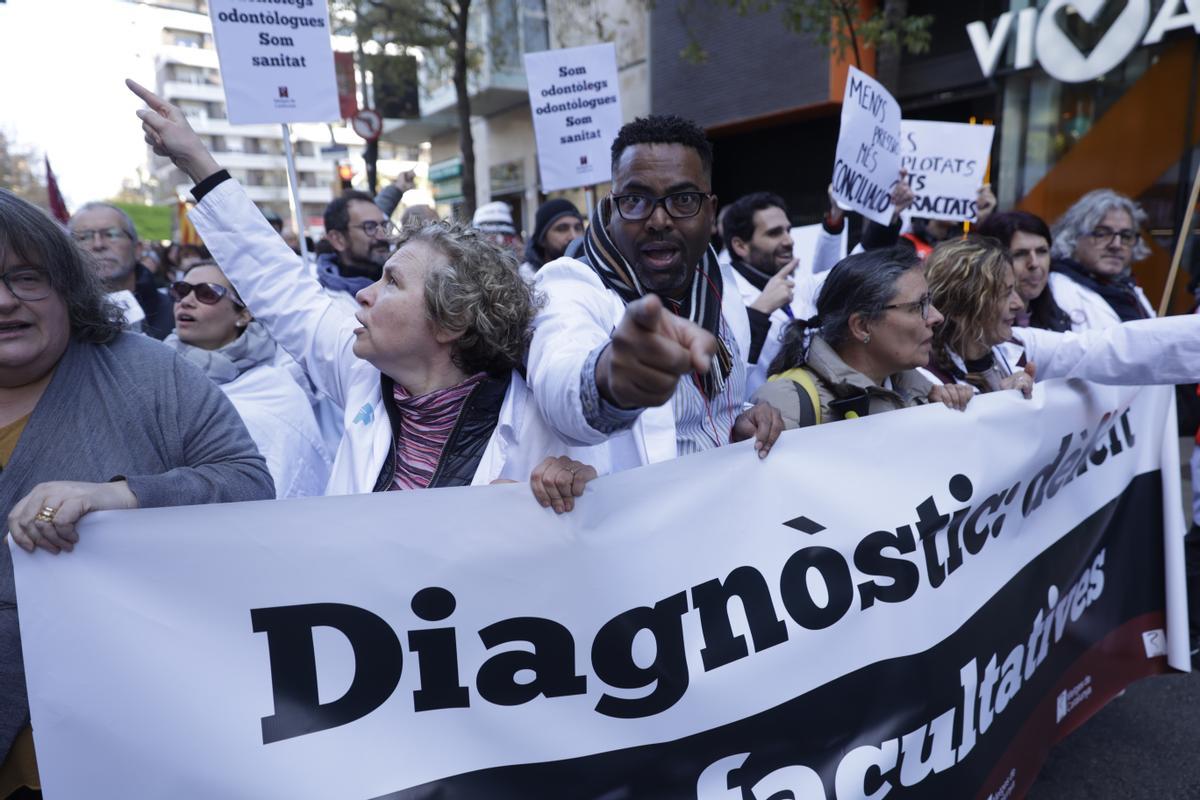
[160,80,225,103]
[382,0,547,146]
[157,45,218,70]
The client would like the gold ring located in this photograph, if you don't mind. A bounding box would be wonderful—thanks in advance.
[34,506,57,524]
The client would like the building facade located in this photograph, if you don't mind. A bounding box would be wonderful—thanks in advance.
[135,0,422,236]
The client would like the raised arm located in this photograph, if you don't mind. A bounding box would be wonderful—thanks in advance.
[127,79,363,407]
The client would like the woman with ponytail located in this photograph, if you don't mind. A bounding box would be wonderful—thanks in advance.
[752,247,973,429]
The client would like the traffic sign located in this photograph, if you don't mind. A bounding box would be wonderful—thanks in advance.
[352,108,383,142]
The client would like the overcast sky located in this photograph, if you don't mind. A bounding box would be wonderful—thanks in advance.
[0,0,159,208]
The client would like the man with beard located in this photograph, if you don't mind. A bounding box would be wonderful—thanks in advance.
[526,115,783,475]
[318,190,396,310]
[521,198,584,280]
[723,192,820,393]
[69,202,174,339]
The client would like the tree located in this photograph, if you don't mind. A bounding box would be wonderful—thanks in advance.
[0,131,49,209]
[679,0,932,91]
[344,0,479,219]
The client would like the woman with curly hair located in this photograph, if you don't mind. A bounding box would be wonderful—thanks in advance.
[129,81,594,510]
[922,237,1200,395]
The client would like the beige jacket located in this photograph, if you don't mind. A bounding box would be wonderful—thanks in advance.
[752,336,935,429]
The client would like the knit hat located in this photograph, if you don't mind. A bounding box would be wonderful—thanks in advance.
[472,201,516,236]
[532,199,583,246]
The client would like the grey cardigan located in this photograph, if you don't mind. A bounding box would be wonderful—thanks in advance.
[0,333,274,761]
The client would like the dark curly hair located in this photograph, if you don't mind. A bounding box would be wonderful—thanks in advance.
[396,221,541,377]
[611,115,713,179]
[0,189,124,344]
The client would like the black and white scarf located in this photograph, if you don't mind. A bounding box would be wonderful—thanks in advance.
[582,196,733,399]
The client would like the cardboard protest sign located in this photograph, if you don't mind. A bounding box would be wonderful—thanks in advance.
[831,66,902,226]
[208,0,339,125]
[524,43,623,192]
[901,120,996,222]
[15,382,1188,799]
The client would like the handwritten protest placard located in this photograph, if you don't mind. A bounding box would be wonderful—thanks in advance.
[208,0,340,125]
[524,43,623,192]
[831,66,902,226]
[900,120,995,222]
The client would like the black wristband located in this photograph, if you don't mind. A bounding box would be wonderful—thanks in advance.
[190,169,231,203]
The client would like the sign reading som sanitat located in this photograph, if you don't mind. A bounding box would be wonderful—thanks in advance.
[524,43,623,193]
[13,383,1190,799]
[208,0,340,125]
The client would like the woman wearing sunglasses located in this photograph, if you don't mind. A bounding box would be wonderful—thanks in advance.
[131,80,595,512]
[921,237,1200,395]
[751,247,975,429]
[0,189,274,789]
[166,262,330,497]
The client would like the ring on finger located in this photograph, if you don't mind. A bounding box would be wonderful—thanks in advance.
[34,506,57,524]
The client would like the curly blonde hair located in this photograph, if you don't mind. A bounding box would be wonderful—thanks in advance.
[925,237,1014,382]
[398,221,541,376]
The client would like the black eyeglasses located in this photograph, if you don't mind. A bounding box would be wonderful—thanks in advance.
[0,267,53,302]
[170,280,245,309]
[70,227,130,244]
[353,220,399,238]
[882,293,933,320]
[611,192,709,221]
[1086,227,1139,247]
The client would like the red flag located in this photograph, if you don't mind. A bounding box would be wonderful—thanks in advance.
[44,156,69,223]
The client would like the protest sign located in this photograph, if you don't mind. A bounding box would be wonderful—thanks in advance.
[524,43,622,193]
[14,382,1188,799]
[207,0,339,125]
[900,120,996,222]
[831,66,902,226]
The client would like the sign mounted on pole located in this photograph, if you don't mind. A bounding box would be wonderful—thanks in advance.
[207,0,340,125]
[524,43,623,193]
[351,108,383,142]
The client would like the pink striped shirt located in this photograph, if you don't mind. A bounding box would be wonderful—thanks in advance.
[390,373,486,491]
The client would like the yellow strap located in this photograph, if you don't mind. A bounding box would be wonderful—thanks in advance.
[767,368,822,426]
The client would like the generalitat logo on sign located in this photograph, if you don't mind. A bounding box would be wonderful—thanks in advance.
[966,0,1200,83]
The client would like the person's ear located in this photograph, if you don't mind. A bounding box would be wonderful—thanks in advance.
[730,236,750,261]
[327,229,349,253]
[433,325,465,346]
[848,311,872,345]
[235,306,252,329]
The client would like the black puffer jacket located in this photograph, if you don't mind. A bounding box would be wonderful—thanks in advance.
[371,373,510,491]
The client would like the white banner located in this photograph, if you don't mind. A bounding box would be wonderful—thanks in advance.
[208,0,340,126]
[524,43,623,192]
[900,120,995,222]
[831,66,902,226]
[14,382,1188,799]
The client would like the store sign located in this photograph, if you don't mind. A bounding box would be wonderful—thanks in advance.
[967,0,1200,83]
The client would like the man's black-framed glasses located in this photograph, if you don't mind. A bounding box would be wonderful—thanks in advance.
[1086,226,1139,247]
[611,191,709,221]
[70,227,130,244]
[883,292,932,320]
[353,219,399,239]
[0,267,52,302]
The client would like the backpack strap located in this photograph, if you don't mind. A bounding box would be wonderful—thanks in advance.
[767,368,821,427]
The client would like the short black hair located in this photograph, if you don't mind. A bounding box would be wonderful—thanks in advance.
[724,192,789,248]
[324,190,377,234]
[610,115,713,180]
[975,210,1052,249]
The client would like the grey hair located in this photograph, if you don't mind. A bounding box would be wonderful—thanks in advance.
[0,189,125,343]
[69,201,140,245]
[396,220,542,376]
[1050,189,1150,263]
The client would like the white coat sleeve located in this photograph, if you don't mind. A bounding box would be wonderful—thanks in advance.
[1015,315,1200,386]
[811,226,845,274]
[190,179,361,408]
[526,259,629,447]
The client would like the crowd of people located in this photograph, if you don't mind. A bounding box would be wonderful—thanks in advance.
[0,77,1197,794]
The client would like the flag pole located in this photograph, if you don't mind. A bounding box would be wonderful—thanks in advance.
[1158,160,1200,316]
[281,123,310,264]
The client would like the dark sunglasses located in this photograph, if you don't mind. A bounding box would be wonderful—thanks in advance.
[170,280,245,309]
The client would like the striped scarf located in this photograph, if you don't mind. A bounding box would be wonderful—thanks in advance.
[582,195,733,399]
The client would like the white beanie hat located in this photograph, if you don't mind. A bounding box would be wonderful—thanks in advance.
[472,201,516,236]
